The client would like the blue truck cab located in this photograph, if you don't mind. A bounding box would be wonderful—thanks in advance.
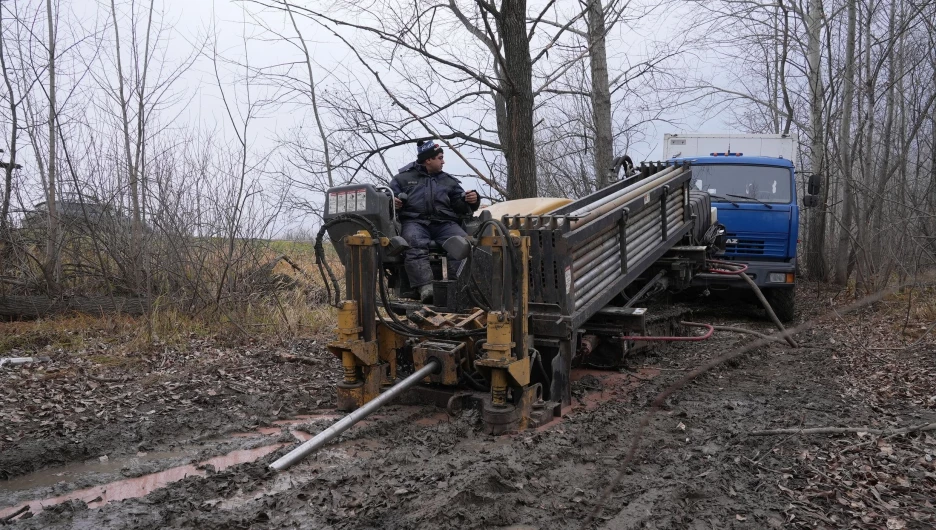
[673,156,799,321]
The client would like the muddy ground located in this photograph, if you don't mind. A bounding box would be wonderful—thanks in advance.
[2,285,935,529]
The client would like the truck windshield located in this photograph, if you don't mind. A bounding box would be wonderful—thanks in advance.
[691,165,792,204]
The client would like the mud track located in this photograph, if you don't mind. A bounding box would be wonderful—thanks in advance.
[2,289,935,528]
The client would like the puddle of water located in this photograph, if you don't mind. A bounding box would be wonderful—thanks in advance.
[0,450,198,493]
[0,399,581,521]
[0,444,285,519]
[272,413,341,425]
[292,430,313,442]
[0,412,390,520]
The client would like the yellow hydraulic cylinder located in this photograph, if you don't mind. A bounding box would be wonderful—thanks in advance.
[490,370,508,406]
[336,301,361,341]
[335,301,362,384]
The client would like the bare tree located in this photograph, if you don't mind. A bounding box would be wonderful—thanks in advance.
[832,0,857,285]
[44,0,60,291]
[533,0,685,195]
[246,0,620,199]
[0,1,21,232]
[803,0,828,281]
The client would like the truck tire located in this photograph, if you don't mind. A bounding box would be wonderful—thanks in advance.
[766,289,795,323]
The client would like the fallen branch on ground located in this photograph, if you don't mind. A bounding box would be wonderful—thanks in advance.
[0,505,30,523]
[750,422,936,436]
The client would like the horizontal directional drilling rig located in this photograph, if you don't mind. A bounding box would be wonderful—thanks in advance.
[272,161,725,470]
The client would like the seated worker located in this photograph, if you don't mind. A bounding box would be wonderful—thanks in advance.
[390,140,480,302]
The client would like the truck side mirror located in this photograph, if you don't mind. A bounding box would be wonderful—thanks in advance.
[807,174,821,196]
[803,195,819,208]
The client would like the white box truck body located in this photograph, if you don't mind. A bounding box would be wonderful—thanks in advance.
[663,133,798,163]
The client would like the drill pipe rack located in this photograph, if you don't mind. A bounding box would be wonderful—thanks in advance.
[498,162,710,406]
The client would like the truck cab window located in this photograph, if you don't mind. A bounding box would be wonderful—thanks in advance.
[694,165,791,204]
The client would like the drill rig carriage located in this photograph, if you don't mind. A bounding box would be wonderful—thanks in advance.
[317,162,722,435]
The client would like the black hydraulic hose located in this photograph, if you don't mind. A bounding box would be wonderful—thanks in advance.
[473,218,522,318]
[315,215,379,307]
[531,349,550,383]
[464,245,492,311]
[460,371,488,391]
[705,260,798,348]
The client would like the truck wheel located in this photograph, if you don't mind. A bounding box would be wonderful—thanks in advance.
[766,289,795,323]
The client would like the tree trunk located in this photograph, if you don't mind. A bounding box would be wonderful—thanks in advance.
[44,0,60,292]
[867,0,898,283]
[587,0,613,190]
[0,6,17,233]
[804,0,827,281]
[854,0,879,293]
[109,0,143,292]
[778,0,795,135]
[500,0,537,199]
[833,0,857,285]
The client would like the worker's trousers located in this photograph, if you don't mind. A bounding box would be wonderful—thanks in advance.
[401,220,467,288]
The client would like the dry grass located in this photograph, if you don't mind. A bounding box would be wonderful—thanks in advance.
[0,313,139,353]
[882,284,936,340]
[0,240,344,355]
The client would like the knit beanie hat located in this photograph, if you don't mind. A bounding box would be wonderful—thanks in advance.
[417,140,443,163]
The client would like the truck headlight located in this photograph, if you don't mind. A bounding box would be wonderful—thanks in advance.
[768,273,787,283]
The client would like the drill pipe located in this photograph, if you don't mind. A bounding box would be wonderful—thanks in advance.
[572,191,681,264]
[577,248,628,296]
[573,237,620,279]
[571,202,668,271]
[624,228,663,260]
[623,208,682,254]
[573,206,683,288]
[569,165,679,218]
[573,204,686,310]
[576,267,624,310]
[570,166,683,228]
[627,220,684,266]
[572,225,617,261]
[627,200,681,236]
[270,359,441,471]
[575,219,686,310]
[569,188,680,262]
[575,246,622,288]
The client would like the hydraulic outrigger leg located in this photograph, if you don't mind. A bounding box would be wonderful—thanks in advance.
[473,229,539,434]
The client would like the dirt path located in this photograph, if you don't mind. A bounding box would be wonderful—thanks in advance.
[2,289,935,529]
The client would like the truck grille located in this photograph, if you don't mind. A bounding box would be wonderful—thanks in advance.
[724,232,787,258]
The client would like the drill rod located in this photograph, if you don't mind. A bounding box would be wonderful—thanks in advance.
[270,358,441,471]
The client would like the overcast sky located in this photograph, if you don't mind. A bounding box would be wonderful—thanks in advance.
[159,0,728,186]
[5,0,736,234]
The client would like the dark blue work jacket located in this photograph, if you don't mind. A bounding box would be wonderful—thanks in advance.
[389,162,479,222]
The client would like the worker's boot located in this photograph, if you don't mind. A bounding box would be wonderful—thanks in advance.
[418,284,434,303]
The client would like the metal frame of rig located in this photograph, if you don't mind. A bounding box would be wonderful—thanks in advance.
[274,161,725,469]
